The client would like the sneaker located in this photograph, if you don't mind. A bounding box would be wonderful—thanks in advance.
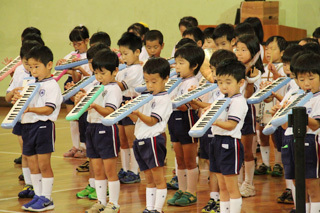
[149,211,163,213]
[21,195,39,210]
[254,163,271,175]
[88,190,98,200]
[201,198,217,212]
[76,184,95,198]
[18,184,35,198]
[290,209,296,213]
[175,191,197,206]
[167,175,179,190]
[101,202,120,213]
[143,208,151,213]
[14,155,22,164]
[271,164,284,177]
[211,199,220,213]
[18,173,24,181]
[76,160,90,172]
[120,170,141,184]
[63,146,78,157]
[118,168,127,180]
[85,201,106,213]
[240,182,256,197]
[167,190,183,205]
[284,189,294,204]
[74,148,87,158]
[277,188,294,204]
[28,196,54,211]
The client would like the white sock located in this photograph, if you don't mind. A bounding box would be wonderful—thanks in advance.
[146,187,156,210]
[177,169,187,191]
[121,148,130,172]
[155,188,167,212]
[285,179,293,190]
[196,156,199,165]
[70,121,80,149]
[31,174,42,196]
[252,135,257,158]
[187,168,198,194]
[108,180,120,206]
[210,192,220,200]
[230,197,242,213]
[42,177,54,200]
[22,167,32,185]
[175,158,178,175]
[220,201,230,213]
[130,148,139,175]
[306,202,310,213]
[80,143,86,149]
[274,148,282,164]
[244,161,255,185]
[310,202,320,213]
[291,182,296,207]
[238,167,243,184]
[89,178,95,188]
[260,146,270,166]
[95,179,107,206]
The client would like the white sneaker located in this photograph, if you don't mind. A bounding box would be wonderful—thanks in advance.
[240,182,256,197]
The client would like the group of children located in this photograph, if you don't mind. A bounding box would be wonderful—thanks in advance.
[4,15,320,213]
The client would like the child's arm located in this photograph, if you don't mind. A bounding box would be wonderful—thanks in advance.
[190,99,211,109]
[116,81,126,91]
[88,104,115,117]
[213,119,238,131]
[307,118,320,131]
[128,110,158,127]
[5,87,23,103]
[24,106,54,116]
[244,67,260,98]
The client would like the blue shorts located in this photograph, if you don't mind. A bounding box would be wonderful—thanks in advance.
[133,134,167,171]
[168,110,199,144]
[12,122,22,136]
[78,112,88,143]
[86,123,120,159]
[117,96,135,126]
[241,104,256,135]
[282,134,319,179]
[64,76,74,105]
[22,120,55,156]
[209,135,244,175]
[199,128,214,160]
[272,126,285,152]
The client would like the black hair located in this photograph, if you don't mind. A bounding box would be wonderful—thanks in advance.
[213,23,235,41]
[26,45,53,66]
[145,30,164,45]
[90,31,111,47]
[182,27,204,46]
[174,43,205,75]
[303,43,320,55]
[281,44,305,63]
[117,32,142,52]
[210,49,237,68]
[265,36,287,52]
[22,33,45,45]
[179,16,198,28]
[234,22,255,38]
[299,37,319,45]
[87,43,110,60]
[290,51,306,74]
[243,17,264,44]
[21,27,41,39]
[203,27,215,39]
[216,58,246,82]
[69,25,89,42]
[92,49,119,74]
[175,38,197,49]
[127,23,149,42]
[143,57,170,79]
[313,27,320,39]
[20,40,43,59]
[293,52,320,76]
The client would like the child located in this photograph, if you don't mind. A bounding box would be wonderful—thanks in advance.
[298,37,318,46]
[116,32,144,183]
[212,23,236,51]
[234,23,255,40]
[90,31,111,47]
[202,27,217,51]
[16,45,62,211]
[312,27,320,44]
[178,16,198,36]
[145,30,164,58]
[79,49,122,213]
[211,58,247,213]
[182,26,204,47]
[167,44,204,206]
[127,57,172,213]
[127,22,150,62]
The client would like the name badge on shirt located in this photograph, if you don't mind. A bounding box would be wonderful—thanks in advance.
[222,144,229,149]
[99,130,106,134]
[139,141,145,146]
[39,126,47,129]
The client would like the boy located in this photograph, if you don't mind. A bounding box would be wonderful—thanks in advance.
[90,31,111,47]
[212,24,235,51]
[211,58,247,213]
[182,26,204,48]
[15,45,62,211]
[128,57,172,213]
[312,27,320,44]
[116,32,144,183]
[202,27,217,50]
[145,30,164,58]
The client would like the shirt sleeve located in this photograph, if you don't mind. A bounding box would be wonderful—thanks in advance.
[104,85,122,110]
[44,83,62,110]
[122,66,143,90]
[150,96,173,123]
[227,98,248,123]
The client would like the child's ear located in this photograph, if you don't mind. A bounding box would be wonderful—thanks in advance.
[238,78,245,87]
[84,38,89,45]
[47,61,53,71]
[196,40,203,48]
[231,38,236,46]
[191,64,199,72]
[161,43,165,49]
[134,49,141,57]
[113,67,119,77]
[280,50,284,57]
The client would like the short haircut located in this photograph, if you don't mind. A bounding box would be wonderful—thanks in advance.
[143,57,170,79]
[299,37,319,45]
[22,33,45,45]
[183,27,204,45]
[87,43,110,60]
[69,25,90,42]
[243,17,264,44]
[174,43,205,75]
[175,38,197,49]
[92,49,119,74]
[26,45,53,66]
[293,52,320,76]
[213,23,235,41]
[313,27,320,39]
[210,49,237,68]
[179,16,198,28]
[117,32,142,52]
[90,31,111,47]
[203,27,215,39]
[216,58,246,82]
[303,43,320,55]
[265,36,287,51]
[281,44,305,63]
[234,22,255,38]
[21,27,41,39]
[290,51,306,74]
[127,23,149,42]
[145,30,164,45]
[20,40,43,59]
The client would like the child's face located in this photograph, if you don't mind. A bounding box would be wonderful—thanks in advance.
[28,58,52,81]
[296,72,320,93]
[217,74,244,97]
[145,40,163,58]
[179,25,187,36]
[175,56,196,79]
[119,46,140,65]
[144,72,168,95]
[94,67,117,85]
[203,38,217,50]
[235,42,251,65]
[214,36,234,51]
[265,41,282,63]
[21,57,30,72]
[283,62,292,77]
[209,65,217,82]
[71,39,89,54]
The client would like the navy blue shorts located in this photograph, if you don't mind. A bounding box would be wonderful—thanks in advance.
[86,123,120,159]
[78,112,88,143]
[64,76,74,105]
[199,128,214,160]
[22,120,55,156]
[241,104,256,135]
[282,134,319,179]
[12,122,22,136]
[168,110,199,144]
[133,134,167,171]
[117,96,135,126]
[209,135,244,175]
[272,126,285,152]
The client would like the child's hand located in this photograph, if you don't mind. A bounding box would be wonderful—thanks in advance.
[2,57,13,66]
[249,67,260,78]
[268,63,277,74]
[259,81,271,89]
[188,85,197,92]
[11,87,23,104]
[74,89,86,104]
[87,103,97,111]
[270,104,281,116]
[131,110,139,115]
[65,81,75,90]
[56,59,67,66]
